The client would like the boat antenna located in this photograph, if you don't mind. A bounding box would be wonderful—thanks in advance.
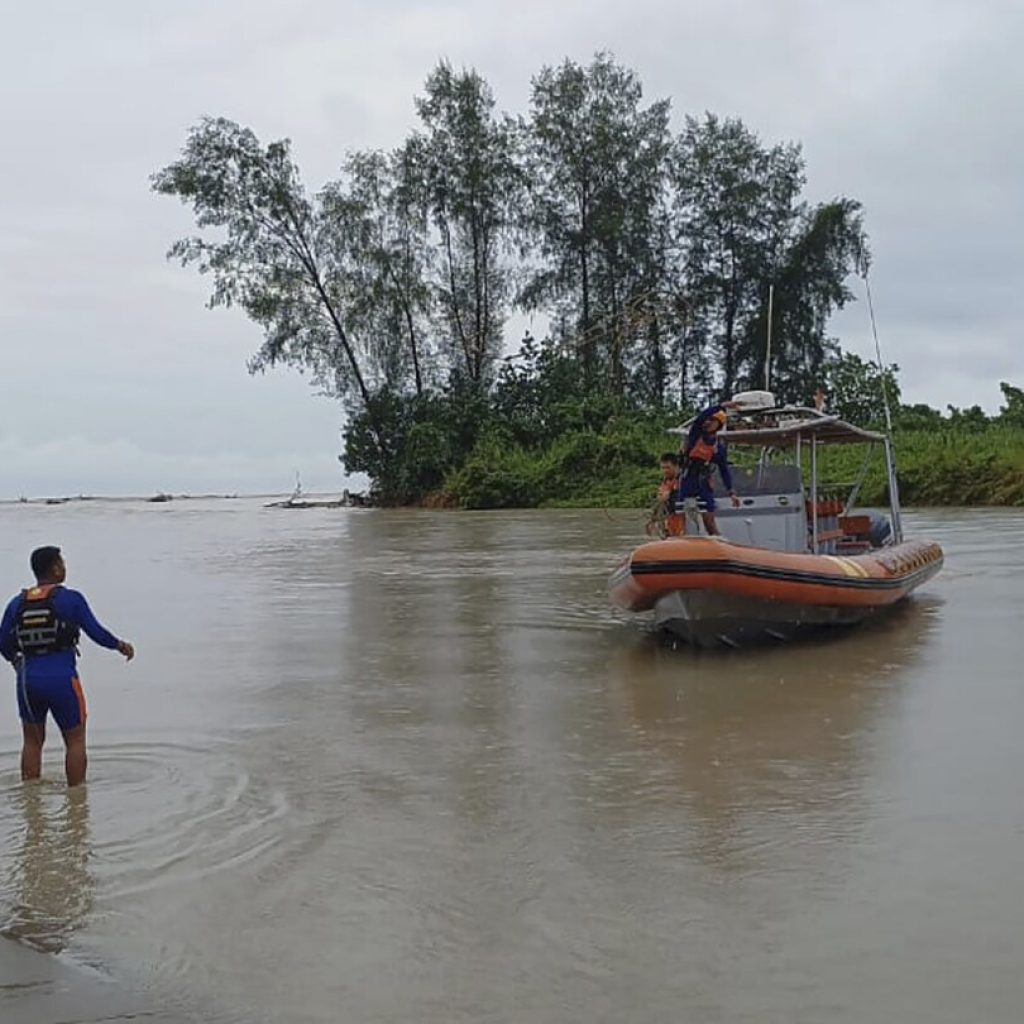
[764,283,774,391]
[864,271,904,544]
[864,273,894,437]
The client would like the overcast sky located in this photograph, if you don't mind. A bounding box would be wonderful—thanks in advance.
[1,0,1020,498]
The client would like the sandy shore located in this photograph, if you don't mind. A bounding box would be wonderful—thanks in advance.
[0,937,192,1023]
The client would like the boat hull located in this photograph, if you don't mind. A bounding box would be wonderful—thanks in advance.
[610,537,943,648]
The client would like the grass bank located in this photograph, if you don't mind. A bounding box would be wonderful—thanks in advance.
[436,421,1024,509]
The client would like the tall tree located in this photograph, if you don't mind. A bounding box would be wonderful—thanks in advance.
[671,114,804,398]
[752,198,869,399]
[414,62,521,385]
[672,115,868,403]
[320,146,433,396]
[523,53,671,389]
[152,117,386,436]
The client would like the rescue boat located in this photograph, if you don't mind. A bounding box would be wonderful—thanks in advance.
[609,395,943,647]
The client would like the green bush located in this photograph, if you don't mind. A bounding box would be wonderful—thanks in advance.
[343,357,1024,509]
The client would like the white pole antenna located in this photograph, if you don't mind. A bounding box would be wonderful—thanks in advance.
[864,274,894,437]
[764,284,774,391]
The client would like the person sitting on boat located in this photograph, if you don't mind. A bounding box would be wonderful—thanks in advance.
[677,403,741,536]
[646,453,684,537]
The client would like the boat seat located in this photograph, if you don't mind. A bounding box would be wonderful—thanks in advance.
[814,529,845,543]
[836,538,872,553]
[839,514,872,539]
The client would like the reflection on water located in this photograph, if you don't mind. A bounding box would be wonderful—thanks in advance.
[605,598,941,869]
[1,784,92,954]
[0,502,1022,1024]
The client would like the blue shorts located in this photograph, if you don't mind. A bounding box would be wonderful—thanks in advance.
[676,475,716,512]
[17,674,87,732]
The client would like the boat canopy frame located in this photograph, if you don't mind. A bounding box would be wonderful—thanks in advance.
[670,405,904,548]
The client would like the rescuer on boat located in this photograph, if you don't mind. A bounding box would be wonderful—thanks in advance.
[677,403,741,535]
[647,452,684,537]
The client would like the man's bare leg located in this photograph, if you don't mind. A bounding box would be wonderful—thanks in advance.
[702,512,721,536]
[21,721,45,781]
[63,725,87,788]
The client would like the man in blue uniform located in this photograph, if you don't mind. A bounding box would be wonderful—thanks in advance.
[678,403,741,535]
[0,546,134,786]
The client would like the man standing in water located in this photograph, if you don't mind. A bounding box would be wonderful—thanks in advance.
[0,546,134,786]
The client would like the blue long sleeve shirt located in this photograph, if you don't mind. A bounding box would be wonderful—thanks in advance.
[708,444,733,493]
[0,587,121,680]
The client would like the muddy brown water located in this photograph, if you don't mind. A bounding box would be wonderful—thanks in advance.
[1,501,1022,1023]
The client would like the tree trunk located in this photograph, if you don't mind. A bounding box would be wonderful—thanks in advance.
[579,183,593,378]
[439,215,473,378]
[380,255,424,396]
[469,190,484,383]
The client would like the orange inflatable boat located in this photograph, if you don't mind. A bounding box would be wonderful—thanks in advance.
[610,398,944,647]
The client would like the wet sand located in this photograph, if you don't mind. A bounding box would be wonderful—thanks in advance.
[1,935,191,1023]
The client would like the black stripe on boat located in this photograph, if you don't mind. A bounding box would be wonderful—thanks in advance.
[620,557,942,591]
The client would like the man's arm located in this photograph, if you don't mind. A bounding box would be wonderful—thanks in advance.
[61,590,136,660]
[61,590,121,649]
[714,445,735,494]
[0,598,20,664]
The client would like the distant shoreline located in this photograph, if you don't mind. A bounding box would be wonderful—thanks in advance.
[3,493,1023,512]
[0,492,342,507]
[1,492,255,506]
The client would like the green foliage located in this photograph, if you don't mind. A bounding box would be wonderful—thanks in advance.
[151,117,377,411]
[813,412,1024,508]
[523,53,672,392]
[945,403,990,431]
[888,427,1024,506]
[998,381,1024,427]
[673,115,804,398]
[343,347,1024,508]
[895,403,946,432]
[763,199,869,400]
[671,116,869,405]
[319,148,433,395]
[155,57,1016,509]
[343,384,490,504]
[824,351,900,426]
[443,418,670,509]
[414,62,522,385]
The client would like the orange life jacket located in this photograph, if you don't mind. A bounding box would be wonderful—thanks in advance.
[687,433,719,464]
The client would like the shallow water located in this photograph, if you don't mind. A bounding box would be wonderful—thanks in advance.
[1,501,1022,1023]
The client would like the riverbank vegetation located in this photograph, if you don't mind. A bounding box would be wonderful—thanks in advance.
[153,54,1023,509]
[344,372,1024,508]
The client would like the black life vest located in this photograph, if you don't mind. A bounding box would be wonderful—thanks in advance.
[14,584,79,656]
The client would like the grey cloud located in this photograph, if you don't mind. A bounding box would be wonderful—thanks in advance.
[1,0,1021,497]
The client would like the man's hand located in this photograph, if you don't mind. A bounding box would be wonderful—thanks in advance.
[730,492,741,508]
[117,640,135,662]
